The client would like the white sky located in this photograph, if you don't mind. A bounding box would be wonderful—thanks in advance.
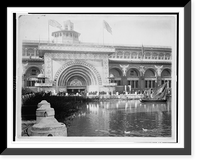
[18,14,175,47]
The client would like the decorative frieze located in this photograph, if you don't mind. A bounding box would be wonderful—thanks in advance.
[39,44,115,53]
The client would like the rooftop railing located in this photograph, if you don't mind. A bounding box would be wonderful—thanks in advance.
[22,40,172,50]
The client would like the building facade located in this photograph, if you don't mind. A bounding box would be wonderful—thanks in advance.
[22,21,172,95]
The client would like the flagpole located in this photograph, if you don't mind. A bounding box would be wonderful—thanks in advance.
[103,22,104,45]
[48,21,50,44]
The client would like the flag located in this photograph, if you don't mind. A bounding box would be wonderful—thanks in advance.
[103,20,112,34]
[151,82,167,99]
[48,20,62,30]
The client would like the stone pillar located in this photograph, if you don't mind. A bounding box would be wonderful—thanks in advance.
[147,80,149,89]
[139,76,144,91]
[157,76,162,86]
[34,48,37,57]
[123,77,127,86]
[25,48,27,56]
[30,100,67,136]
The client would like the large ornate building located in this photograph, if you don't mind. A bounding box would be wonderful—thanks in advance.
[22,20,172,94]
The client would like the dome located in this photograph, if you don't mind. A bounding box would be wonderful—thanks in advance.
[37,73,45,78]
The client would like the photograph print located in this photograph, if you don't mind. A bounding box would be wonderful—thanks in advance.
[17,13,177,144]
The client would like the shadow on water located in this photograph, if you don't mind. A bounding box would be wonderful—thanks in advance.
[65,99,171,137]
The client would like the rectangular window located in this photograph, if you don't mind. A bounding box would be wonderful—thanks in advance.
[145,81,148,88]
[117,80,121,86]
[27,81,29,86]
[152,81,155,88]
[136,81,138,88]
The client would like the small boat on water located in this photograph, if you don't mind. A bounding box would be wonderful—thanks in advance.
[140,82,168,103]
[140,98,167,103]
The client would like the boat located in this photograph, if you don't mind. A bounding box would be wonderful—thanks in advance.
[140,82,168,103]
[140,98,167,103]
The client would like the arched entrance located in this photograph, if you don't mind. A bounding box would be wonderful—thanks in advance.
[24,66,40,87]
[144,68,156,89]
[127,68,140,90]
[109,68,122,86]
[161,69,171,88]
[55,61,102,94]
[66,76,87,94]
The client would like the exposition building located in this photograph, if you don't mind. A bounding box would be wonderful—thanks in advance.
[22,20,172,95]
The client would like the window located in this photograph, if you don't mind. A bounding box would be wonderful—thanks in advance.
[27,80,36,87]
[114,80,121,86]
[132,80,138,89]
[145,81,148,88]
[130,70,137,76]
[27,49,34,56]
[31,69,37,75]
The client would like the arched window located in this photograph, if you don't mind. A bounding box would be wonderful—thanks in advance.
[145,52,151,59]
[161,69,171,88]
[144,69,156,89]
[131,52,137,59]
[144,69,155,77]
[27,48,34,56]
[117,51,123,58]
[124,52,130,59]
[109,68,122,85]
[161,69,171,77]
[128,69,139,77]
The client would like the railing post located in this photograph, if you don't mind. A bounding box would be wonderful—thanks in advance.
[30,100,67,136]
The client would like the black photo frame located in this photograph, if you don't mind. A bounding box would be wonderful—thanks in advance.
[1,1,193,157]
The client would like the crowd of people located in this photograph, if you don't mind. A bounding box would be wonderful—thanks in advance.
[21,88,171,103]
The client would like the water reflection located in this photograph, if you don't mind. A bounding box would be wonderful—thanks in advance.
[66,100,171,137]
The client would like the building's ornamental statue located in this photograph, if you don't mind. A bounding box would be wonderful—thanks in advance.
[139,66,145,76]
[120,64,129,76]
[22,62,28,74]
[154,65,163,76]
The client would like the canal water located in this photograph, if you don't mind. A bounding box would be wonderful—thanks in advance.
[65,99,171,137]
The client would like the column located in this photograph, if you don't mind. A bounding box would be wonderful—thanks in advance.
[147,80,149,89]
[25,48,27,56]
[34,48,37,57]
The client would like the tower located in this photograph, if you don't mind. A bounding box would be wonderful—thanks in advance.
[51,20,80,44]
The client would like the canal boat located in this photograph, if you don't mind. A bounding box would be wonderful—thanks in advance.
[139,98,167,103]
[140,82,168,103]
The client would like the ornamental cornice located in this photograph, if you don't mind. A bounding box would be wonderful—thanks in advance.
[45,53,108,60]
[39,44,115,53]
